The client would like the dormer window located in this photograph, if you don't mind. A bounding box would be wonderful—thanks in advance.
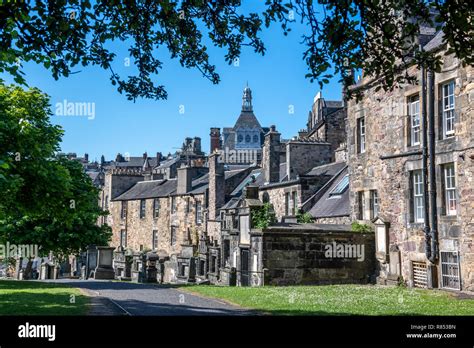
[245,134,251,143]
[237,134,243,143]
[253,134,259,143]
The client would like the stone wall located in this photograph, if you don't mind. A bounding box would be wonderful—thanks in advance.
[255,226,375,286]
[347,48,474,291]
[325,108,347,160]
[286,141,332,179]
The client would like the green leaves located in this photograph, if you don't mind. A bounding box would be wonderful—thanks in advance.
[251,203,277,229]
[0,1,471,101]
[0,83,111,256]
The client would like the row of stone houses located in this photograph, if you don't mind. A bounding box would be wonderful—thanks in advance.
[89,25,472,291]
[92,85,366,285]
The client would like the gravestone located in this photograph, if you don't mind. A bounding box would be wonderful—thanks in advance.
[94,247,115,280]
[86,245,98,278]
[145,252,159,283]
[131,253,146,282]
[113,249,132,280]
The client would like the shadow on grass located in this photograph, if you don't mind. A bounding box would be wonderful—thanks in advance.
[0,291,88,315]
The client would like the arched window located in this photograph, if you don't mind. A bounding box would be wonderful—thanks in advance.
[237,134,243,143]
[253,134,259,143]
[245,134,251,143]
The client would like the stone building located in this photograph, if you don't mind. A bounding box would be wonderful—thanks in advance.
[251,89,349,223]
[104,152,253,282]
[305,92,346,159]
[346,30,474,291]
[211,85,269,165]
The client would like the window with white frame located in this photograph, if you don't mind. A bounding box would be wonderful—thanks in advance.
[409,95,420,146]
[120,229,127,248]
[121,201,127,219]
[357,118,366,153]
[153,198,160,218]
[442,81,455,138]
[370,190,379,219]
[412,170,424,223]
[171,196,177,214]
[195,200,203,224]
[139,199,146,218]
[443,163,457,216]
[152,230,158,250]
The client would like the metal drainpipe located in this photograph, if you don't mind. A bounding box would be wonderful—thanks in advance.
[421,64,432,260]
[427,69,439,263]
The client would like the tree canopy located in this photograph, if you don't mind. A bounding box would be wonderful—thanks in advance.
[0,1,472,100]
[0,83,111,257]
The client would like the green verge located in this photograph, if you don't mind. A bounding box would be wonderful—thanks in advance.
[181,284,474,316]
[0,280,89,315]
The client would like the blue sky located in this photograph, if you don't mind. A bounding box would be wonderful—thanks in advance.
[2,4,343,162]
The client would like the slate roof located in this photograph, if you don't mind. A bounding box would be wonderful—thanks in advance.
[304,161,346,177]
[220,197,241,210]
[114,179,177,200]
[233,111,262,130]
[230,168,265,196]
[155,156,180,169]
[308,166,350,218]
[187,168,251,194]
[115,167,251,200]
[112,156,161,169]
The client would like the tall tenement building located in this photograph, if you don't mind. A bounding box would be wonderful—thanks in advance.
[347,30,474,291]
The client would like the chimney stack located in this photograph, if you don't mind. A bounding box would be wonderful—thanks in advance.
[84,153,89,162]
[143,152,148,160]
[210,127,221,153]
[156,152,162,166]
[263,125,281,184]
[208,152,225,220]
[177,165,194,194]
[176,165,208,194]
[193,137,202,154]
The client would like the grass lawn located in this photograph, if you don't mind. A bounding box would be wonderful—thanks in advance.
[181,284,474,315]
[0,280,89,315]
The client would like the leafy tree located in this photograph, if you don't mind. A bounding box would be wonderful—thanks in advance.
[0,1,472,101]
[0,83,111,258]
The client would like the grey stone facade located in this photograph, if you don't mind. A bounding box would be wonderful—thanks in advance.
[347,34,473,291]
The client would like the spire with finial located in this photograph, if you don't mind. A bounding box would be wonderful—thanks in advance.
[242,83,253,112]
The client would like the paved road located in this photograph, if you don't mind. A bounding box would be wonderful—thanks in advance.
[50,279,254,316]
